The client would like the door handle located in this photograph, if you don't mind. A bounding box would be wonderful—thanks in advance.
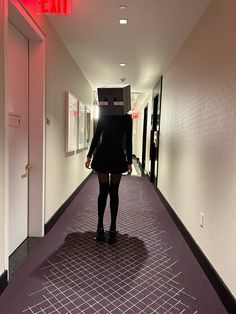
[21,164,33,179]
[25,164,33,170]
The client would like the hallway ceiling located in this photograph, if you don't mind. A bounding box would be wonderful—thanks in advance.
[49,0,212,94]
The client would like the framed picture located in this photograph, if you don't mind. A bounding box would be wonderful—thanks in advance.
[65,92,78,153]
[78,102,86,150]
[85,107,91,147]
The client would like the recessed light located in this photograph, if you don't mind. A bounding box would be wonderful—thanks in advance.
[120,63,126,67]
[119,18,128,25]
[119,5,127,10]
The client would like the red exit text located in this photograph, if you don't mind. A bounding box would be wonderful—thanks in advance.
[20,0,72,16]
[39,0,72,15]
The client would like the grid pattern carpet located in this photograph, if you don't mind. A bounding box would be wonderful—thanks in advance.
[0,175,226,313]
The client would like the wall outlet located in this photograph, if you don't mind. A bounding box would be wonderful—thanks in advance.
[200,212,204,228]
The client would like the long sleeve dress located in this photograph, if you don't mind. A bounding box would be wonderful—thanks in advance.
[87,114,133,173]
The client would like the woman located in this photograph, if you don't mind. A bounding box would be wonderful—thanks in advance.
[85,113,132,244]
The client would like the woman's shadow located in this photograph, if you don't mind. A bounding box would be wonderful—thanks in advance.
[37,231,148,302]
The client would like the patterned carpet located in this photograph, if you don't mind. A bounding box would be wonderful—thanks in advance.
[0,175,226,313]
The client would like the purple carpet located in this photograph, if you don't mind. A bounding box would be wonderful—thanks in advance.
[0,175,227,313]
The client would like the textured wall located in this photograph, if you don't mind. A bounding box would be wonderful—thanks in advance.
[159,0,236,297]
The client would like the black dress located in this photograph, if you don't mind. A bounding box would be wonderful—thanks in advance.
[87,114,133,173]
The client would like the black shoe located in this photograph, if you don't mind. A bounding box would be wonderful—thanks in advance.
[108,229,117,244]
[96,227,105,242]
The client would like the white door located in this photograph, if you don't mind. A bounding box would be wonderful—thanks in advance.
[8,21,29,255]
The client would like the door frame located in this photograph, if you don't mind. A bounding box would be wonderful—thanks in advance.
[150,75,163,186]
[8,20,29,254]
[155,85,162,187]
[6,0,46,265]
[141,106,148,169]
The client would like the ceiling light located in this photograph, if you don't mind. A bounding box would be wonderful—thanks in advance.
[119,19,128,25]
[120,63,126,67]
[119,5,127,10]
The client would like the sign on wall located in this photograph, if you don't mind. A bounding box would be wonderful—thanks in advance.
[132,113,139,119]
[20,0,72,16]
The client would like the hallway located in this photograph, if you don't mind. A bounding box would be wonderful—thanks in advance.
[0,174,226,313]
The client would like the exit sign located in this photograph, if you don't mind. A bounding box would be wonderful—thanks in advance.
[20,0,72,16]
[132,114,139,119]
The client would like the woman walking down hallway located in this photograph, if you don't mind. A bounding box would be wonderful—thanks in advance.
[85,113,133,244]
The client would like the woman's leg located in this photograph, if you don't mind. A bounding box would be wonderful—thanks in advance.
[109,173,122,243]
[96,173,109,241]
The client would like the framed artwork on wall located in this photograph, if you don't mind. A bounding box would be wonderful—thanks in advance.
[85,107,91,148]
[65,91,78,153]
[78,102,86,150]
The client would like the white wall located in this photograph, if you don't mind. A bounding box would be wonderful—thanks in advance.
[133,92,153,172]
[42,22,93,222]
[133,110,145,160]
[158,0,236,297]
[132,118,138,158]
[0,0,6,274]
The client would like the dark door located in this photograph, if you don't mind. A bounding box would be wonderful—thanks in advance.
[150,95,159,183]
[141,107,148,169]
[150,76,163,185]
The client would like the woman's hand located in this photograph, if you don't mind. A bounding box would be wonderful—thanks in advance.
[85,157,91,169]
[127,164,132,175]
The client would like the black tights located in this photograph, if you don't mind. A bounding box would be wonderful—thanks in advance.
[97,172,122,230]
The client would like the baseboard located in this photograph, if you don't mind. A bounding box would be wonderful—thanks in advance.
[156,188,236,313]
[44,172,94,234]
[0,270,8,295]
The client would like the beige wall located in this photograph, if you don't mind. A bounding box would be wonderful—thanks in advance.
[158,0,236,297]
[0,0,7,274]
[34,17,93,222]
